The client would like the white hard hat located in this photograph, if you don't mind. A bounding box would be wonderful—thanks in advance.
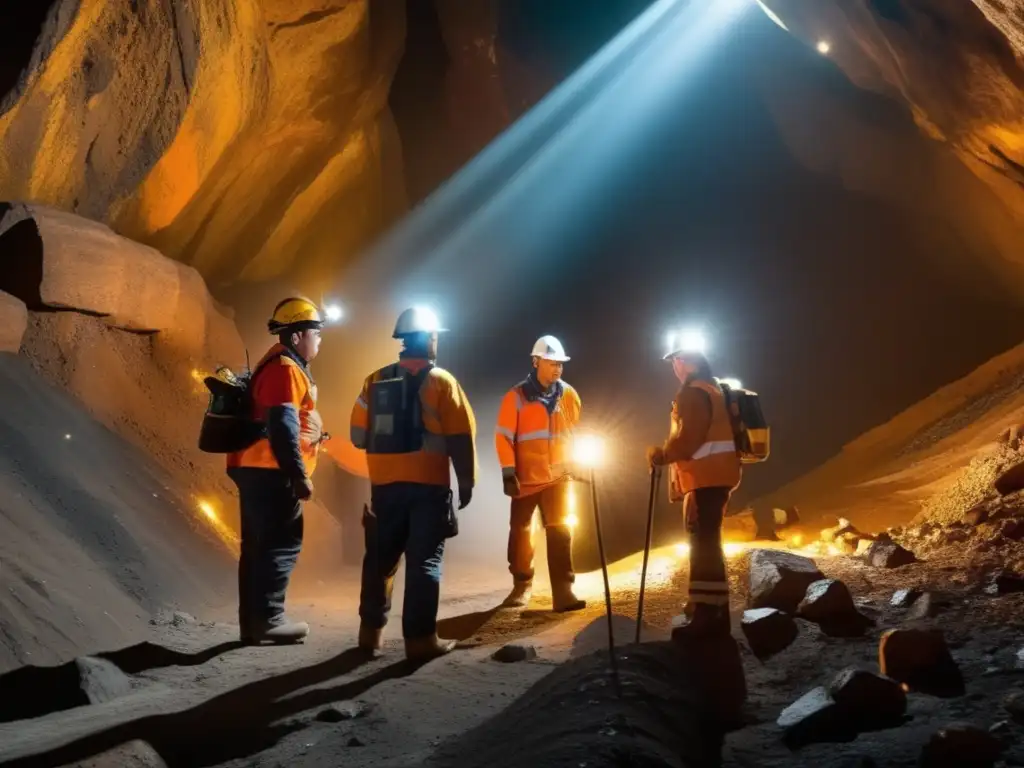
[531,335,570,362]
[393,306,447,338]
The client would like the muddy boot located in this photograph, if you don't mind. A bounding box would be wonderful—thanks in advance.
[251,620,310,645]
[502,581,533,608]
[671,604,730,643]
[358,623,384,658]
[552,584,587,613]
[404,633,457,661]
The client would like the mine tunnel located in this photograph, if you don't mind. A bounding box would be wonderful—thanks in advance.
[2,1,1024,766]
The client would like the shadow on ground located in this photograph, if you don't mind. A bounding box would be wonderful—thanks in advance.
[0,641,245,723]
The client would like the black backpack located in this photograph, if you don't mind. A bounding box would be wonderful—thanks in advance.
[197,351,302,454]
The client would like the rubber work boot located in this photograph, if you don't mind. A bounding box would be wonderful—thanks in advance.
[552,584,587,613]
[250,620,310,645]
[502,581,533,608]
[358,623,385,658]
[404,633,457,661]
[671,604,730,643]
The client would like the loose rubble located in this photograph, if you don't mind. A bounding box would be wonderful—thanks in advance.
[878,628,965,698]
[741,608,798,660]
[748,549,824,612]
[797,579,874,637]
[919,722,1004,767]
[864,538,917,568]
[492,643,538,663]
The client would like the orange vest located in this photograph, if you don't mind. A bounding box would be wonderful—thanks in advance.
[495,380,581,498]
[350,362,478,488]
[668,379,741,499]
[227,345,321,476]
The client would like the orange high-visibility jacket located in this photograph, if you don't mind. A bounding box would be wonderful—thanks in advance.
[495,379,581,498]
[227,344,322,477]
[349,360,478,489]
[665,379,741,499]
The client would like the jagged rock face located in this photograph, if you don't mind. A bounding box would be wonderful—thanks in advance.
[0,0,407,285]
[758,0,1024,220]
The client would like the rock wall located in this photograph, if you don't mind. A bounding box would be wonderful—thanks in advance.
[0,0,407,286]
[758,0,1024,221]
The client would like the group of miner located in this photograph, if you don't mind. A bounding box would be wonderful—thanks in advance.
[216,297,743,660]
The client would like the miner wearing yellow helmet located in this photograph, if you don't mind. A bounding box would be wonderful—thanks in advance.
[226,296,329,645]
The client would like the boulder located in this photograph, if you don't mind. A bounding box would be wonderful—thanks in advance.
[984,570,1024,596]
[864,539,917,568]
[964,506,989,526]
[0,290,27,353]
[773,507,800,528]
[748,549,824,612]
[1000,519,1024,541]
[996,460,1024,496]
[919,722,1004,767]
[777,686,856,749]
[75,656,134,706]
[797,579,874,637]
[890,588,923,609]
[878,628,965,698]
[827,668,907,729]
[492,643,538,663]
[906,592,947,621]
[0,204,243,365]
[740,608,798,660]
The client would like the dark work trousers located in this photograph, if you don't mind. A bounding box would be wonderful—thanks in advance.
[685,487,732,608]
[508,481,575,588]
[229,467,304,633]
[359,482,450,639]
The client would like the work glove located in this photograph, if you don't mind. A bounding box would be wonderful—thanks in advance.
[458,485,473,510]
[502,475,521,498]
[292,475,314,501]
[646,445,667,468]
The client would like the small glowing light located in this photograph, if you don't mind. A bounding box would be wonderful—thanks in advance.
[197,499,217,521]
[566,512,579,530]
[826,543,842,556]
[64,433,72,440]
[723,541,746,558]
[816,40,831,55]
[674,542,691,558]
[190,368,205,383]
[573,434,606,468]
[719,377,743,390]
[323,304,344,323]
[790,533,804,547]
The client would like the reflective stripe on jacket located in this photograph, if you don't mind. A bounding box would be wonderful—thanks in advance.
[495,380,581,498]
[350,360,478,488]
[667,379,741,497]
[227,344,322,476]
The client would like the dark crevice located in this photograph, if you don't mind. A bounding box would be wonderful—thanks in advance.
[270,7,348,36]
[0,219,44,308]
[0,2,59,103]
[868,0,910,24]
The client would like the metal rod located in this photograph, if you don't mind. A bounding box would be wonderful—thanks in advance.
[589,466,621,697]
[636,466,661,644]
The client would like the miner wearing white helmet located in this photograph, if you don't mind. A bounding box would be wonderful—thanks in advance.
[350,307,478,661]
[494,335,586,612]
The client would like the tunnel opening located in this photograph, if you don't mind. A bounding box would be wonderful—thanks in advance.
[0,2,60,107]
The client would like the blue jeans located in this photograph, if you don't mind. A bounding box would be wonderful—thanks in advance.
[359,483,450,639]
[229,467,304,633]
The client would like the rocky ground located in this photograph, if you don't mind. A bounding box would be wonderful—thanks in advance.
[5,514,1024,767]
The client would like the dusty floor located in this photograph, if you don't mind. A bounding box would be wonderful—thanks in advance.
[2,536,1024,767]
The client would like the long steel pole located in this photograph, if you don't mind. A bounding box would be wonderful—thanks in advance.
[589,467,621,697]
[636,466,661,643]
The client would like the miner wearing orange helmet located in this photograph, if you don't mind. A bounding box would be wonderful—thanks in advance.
[227,297,329,645]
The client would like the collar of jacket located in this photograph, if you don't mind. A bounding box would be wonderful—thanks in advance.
[397,356,433,375]
[274,342,315,384]
[520,372,562,414]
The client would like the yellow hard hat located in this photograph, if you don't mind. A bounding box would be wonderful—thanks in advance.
[268,297,324,335]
